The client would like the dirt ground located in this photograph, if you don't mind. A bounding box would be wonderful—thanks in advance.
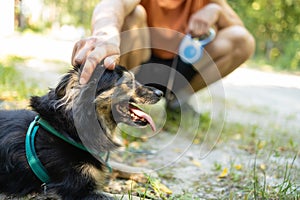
[0,33,299,199]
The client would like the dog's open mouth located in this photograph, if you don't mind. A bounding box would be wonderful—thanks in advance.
[114,103,156,132]
[129,104,156,132]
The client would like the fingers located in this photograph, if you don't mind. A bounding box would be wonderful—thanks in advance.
[72,38,96,67]
[186,9,214,37]
[71,40,85,67]
[187,20,210,37]
[79,47,106,85]
[104,55,119,70]
[71,36,120,84]
[79,44,120,85]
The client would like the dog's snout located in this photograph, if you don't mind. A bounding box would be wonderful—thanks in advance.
[154,89,163,98]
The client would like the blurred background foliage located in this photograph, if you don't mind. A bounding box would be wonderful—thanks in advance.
[15,0,300,72]
[42,0,99,30]
[228,0,300,71]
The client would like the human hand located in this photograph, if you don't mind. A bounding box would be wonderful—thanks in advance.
[186,3,221,37]
[71,36,120,84]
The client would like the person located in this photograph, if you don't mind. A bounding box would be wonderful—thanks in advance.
[71,0,255,107]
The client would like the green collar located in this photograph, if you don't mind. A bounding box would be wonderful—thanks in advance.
[25,115,112,184]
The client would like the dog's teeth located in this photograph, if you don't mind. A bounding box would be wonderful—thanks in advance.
[130,110,147,122]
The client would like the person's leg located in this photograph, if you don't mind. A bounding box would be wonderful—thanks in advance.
[189,25,255,91]
[119,5,150,70]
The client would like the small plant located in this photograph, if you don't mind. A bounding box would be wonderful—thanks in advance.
[213,161,222,171]
[275,155,299,198]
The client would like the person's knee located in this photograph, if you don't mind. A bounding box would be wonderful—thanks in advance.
[133,5,147,23]
[230,26,256,61]
[120,5,150,69]
[123,5,147,30]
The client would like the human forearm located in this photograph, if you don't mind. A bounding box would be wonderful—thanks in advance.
[92,0,140,41]
[187,3,222,36]
[209,0,244,29]
[188,2,244,36]
[72,0,140,84]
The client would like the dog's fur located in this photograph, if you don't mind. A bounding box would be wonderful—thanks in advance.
[0,64,162,199]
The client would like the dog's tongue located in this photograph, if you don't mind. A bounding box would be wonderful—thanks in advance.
[130,107,156,132]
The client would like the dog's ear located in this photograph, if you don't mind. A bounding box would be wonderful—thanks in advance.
[55,70,79,98]
[55,73,71,98]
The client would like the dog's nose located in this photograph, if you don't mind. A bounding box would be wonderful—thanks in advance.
[154,89,163,97]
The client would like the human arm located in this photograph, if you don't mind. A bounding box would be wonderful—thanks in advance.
[72,0,140,84]
[186,0,244,36]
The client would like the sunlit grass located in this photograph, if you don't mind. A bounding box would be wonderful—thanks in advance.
[0,56,46,102]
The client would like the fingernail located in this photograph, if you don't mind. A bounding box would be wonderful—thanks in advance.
[104,56,117,70]
[75,58,82,64]
[108,62,115,70]
[79,77,87,85]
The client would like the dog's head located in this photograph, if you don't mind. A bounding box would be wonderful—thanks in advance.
[53,65,162,147]
[94,66,162,132]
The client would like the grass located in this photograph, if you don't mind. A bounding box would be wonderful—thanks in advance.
[114,175,172,200]
[118,123,296,198]
[116,100,300,199]
[249,149,299,199]
[0,56,46,102]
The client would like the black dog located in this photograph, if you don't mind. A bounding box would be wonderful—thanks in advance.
[0,64,162,199]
